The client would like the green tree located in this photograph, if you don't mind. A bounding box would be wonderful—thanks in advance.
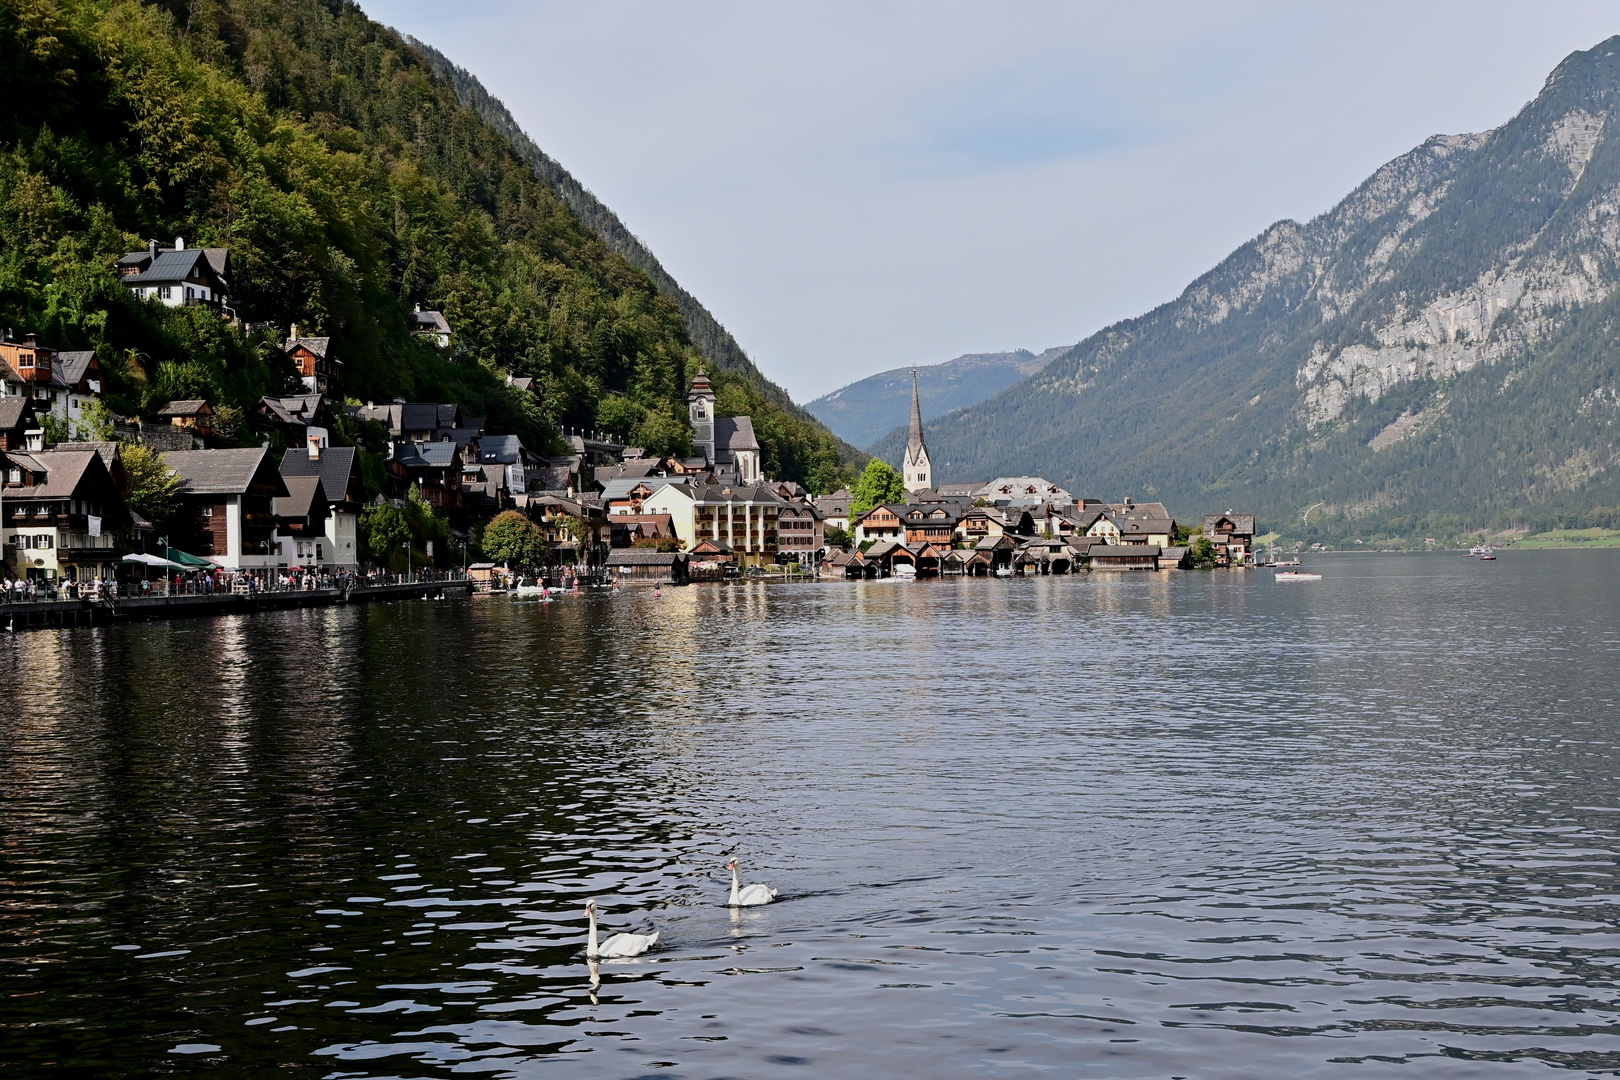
[824,525,851,549]
[481,510,547,566]
[125,444,181,529]
[850,459,906,517]
[1191,537,1217,567]
[360,502,412,569]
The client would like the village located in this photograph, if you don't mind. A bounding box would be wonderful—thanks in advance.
[0,238,1256,609]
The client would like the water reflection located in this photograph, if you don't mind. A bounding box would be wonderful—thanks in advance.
[4,555,1620,1075]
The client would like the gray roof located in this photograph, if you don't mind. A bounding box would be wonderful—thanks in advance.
[1204,513,1257,535]
[478,434,529,465]
[120,245,228,280]
[286,336,334,360]
[163,447,287,496]
[1089,544,1161,557]
[126,248,223,287]
[20,449,100,498]
[715,416,759,452]
[0,397,35,429]
[277,475,328,520]
[55,351,96,387]
[279,445,359,503]
[393,441,458,468]
[414,309,451,334]
[600,476,681,501]
[605,549,687,567]
[157,399,210,417]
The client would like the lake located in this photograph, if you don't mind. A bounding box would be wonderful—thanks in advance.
[4,552,1620,1077]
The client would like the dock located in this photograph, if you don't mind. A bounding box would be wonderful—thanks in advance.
[0,579,473,631]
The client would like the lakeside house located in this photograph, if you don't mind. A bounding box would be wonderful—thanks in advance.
[278,441,363,571]
[163,447,290,570]
[2,444,127,584]
[1203,513,1256,565]
[605,548,689,585]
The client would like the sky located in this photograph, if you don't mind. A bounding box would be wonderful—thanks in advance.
[361,1,1620,402]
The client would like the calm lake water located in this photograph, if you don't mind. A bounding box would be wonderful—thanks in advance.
[5,552,1620,1077]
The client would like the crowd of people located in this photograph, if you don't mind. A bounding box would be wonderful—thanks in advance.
[0,566,468,603]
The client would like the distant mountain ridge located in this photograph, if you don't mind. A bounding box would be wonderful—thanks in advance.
[807,348,1063,449]
[873,37,1620,540]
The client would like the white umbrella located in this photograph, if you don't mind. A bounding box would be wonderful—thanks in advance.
[122,553,188,570]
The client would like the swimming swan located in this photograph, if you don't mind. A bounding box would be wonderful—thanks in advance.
[585,900,658,958]
[727,859,779,906]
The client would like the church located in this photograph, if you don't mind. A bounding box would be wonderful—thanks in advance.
[687,370,762,484]
[903,367,931,493]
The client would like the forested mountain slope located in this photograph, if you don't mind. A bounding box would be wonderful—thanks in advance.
[875,38,1620,539]
[0,0,850,489]
[806,347,1062,449]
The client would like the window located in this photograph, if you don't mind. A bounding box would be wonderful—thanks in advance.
[6,469,16,484]
[316,543,323,561]
[201,505,213,517]
[185,287,195,301]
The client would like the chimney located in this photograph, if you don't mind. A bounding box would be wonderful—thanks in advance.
[25,429,43,452]
[23,332,37,347]
[414,303,421,313]
[289,322,299,342]
[307,433,322,461]
[147,240,159,261]
[175,236,185,250]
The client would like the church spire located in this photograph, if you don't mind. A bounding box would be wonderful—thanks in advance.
[908,367,924,451]
[903,366,931,493]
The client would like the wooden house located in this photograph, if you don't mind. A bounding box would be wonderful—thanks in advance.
[284,328,340,393]
[1202,512,1256,565]
[605,548,689,585]
[157,399,213,437]
[1,447,128,583]
[162,447,290,569]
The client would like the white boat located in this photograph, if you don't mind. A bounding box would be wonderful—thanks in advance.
[891,564,917,579]
[1274,571,1322,581]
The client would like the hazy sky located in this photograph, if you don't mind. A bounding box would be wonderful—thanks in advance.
[361,1,1618,401]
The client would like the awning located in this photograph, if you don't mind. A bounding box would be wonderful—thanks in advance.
[122,553,189,570]
[161,546,223,570]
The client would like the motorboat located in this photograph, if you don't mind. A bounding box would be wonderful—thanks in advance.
[1274,571,1322,581]
[891,564,917,579]
[1466,544,1494,557]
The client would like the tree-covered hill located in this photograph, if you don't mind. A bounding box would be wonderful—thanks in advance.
[874,38,1620,541]
[0,0,852,490]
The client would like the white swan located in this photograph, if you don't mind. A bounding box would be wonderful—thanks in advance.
[585,900,658,958]
[727,859,778,906]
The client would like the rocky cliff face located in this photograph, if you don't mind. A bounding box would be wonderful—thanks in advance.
[877,38,1620,536]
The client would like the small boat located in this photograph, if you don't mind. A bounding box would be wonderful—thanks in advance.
[891,564,916,579]
[1479,553,1497,561]
[1274,571,1322,581]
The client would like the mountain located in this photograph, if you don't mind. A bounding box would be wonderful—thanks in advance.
[406,39,864,478]
[0,0,852,491]
[806,348,1063,449]
[874,38,1620,541]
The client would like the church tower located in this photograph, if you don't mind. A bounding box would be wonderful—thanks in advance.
[688,369,716,466]
[903,367,931,493]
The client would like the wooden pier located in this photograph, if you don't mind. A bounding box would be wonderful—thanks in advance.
[0,579,473,631]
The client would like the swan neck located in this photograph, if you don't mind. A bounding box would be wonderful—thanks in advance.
[729,864,740,906]
[587,906,598,956]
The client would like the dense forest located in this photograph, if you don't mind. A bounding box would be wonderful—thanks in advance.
[0,0,854,491]
[876,38,1620,542]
